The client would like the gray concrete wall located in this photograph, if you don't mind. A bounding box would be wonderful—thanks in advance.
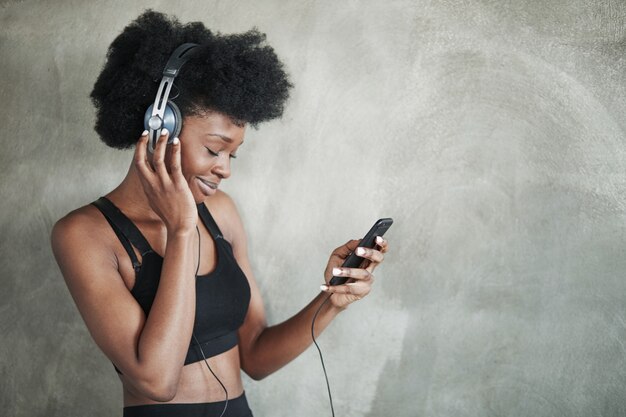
[2,0,625,416]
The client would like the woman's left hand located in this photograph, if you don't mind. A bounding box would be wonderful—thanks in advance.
[321,236,389,309]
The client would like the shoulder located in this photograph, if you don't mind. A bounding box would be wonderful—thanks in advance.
[52,204,98,243]
[202,190,247,247]
[51,202,118,272]
[52,202,106,243]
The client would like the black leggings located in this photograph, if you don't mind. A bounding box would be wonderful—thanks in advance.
[123,392,253,417]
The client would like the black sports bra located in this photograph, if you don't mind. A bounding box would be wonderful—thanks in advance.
[92,197,251,374]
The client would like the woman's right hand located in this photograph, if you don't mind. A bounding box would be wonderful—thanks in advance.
[134,129,198,234]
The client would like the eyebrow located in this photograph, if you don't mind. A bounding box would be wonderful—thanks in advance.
[207,133,244,146]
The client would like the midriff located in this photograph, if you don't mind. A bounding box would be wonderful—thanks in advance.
[121,344,244,406]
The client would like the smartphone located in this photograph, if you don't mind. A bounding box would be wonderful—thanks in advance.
[329,218,393,286]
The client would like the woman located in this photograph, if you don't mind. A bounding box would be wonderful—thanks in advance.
[51,11,388,417]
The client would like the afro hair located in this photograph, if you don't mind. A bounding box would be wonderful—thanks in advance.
[90,10,292,149]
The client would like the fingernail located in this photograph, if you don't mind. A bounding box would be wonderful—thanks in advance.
[320,285,329,291]
[332,267,342,276]
[376,236,384,244]
[161,128,169,136]
[141,130,148,136]
[356,247,366,256]
[172,137,180,145]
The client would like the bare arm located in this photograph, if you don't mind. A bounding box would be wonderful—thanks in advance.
[51,217,196,400]
[238,282,345,381]
[51,131,199,401]
[213,194,387,380]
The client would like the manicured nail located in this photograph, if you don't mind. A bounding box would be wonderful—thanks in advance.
[141,130,148,136]
[161,128,169,136]
[376,236,384,244]
[356,247,366,256]
[320,285,329,291]
[332,267,342,276]
[172,137,180,145]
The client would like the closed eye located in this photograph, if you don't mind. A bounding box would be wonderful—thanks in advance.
[206,147,237,159]
[205,147,219,157]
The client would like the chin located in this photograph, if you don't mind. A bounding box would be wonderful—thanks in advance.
[193,190,209,203]
[193,184,217,202]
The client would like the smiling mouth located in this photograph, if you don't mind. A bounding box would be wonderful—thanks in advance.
[197,177,218,189]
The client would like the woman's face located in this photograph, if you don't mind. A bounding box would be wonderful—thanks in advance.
[172,112,245,203]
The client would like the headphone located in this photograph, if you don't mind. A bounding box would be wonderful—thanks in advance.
[144,43,200,153]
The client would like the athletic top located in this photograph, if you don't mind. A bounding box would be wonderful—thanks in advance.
[92,197,251,374]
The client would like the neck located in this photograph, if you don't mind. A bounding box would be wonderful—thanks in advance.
[107,162,162,222]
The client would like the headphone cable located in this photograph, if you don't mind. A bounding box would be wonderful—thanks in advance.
[195,225,335,417]
[311,293,335,417]
[192,225,229,417]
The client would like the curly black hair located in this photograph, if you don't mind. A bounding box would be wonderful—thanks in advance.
[90,10,292,149]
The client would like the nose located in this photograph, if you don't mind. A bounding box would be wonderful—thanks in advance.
[212,153,231,179]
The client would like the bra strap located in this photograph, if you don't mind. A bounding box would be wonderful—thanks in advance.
[92,197,154,271]
[197,203,225,241]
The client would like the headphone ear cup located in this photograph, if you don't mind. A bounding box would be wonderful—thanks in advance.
[143,102,183,139]
[167,101,183,138]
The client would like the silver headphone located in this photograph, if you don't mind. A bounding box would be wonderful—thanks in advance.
[143,43,199,153]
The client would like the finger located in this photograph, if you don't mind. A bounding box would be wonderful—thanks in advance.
[332,267,374,282]
[375,236,389,253]
[169,137,186,184]
[321,282,370,297]
[329,239,360,262]
[355,246,384,264]
[152,128,170,182]
[360,247,386,274]
[134,131,154,179]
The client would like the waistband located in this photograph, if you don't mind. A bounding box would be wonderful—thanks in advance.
[123,392,252,417]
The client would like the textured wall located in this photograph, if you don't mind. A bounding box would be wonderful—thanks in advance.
[2,1,625,416]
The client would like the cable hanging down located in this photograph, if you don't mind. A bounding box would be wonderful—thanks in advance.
[192,225,229,417]
[311,294,335,417]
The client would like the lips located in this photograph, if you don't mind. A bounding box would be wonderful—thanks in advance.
[197,177,218,190]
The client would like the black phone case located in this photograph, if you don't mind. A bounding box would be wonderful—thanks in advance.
[329,218,393,286]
